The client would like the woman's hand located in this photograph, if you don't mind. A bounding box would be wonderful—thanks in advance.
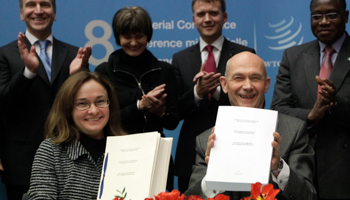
[139,84,167,116]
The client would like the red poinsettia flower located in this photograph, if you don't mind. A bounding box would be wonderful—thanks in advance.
[112,198,124,200]
[250,182,280,200]
[146,189,230,200]
[211,194,230,200]
[148,189,186,200]
[186,195,204,200]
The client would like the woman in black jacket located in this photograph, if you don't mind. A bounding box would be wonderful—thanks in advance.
[95,6,179,190]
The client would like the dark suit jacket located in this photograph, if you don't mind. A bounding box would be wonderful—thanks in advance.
[271,33,350,199]
[0,37,79,186]
[185,113,316,200]
[172,38,255,178]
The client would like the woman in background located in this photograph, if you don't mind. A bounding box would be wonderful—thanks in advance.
[28,71,125,199]
[95,6,179,190]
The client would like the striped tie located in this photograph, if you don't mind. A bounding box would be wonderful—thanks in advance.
[318,46,335,96]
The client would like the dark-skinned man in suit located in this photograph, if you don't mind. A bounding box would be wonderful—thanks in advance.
[271,0,350,199]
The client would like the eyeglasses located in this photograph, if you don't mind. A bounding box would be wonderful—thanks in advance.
[311,11,345,21]
[74,99,110,110]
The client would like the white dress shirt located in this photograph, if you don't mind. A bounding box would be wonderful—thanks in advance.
[319,32,345,68]
[23,30,53,79]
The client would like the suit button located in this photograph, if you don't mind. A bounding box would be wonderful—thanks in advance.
[343,144,348,149]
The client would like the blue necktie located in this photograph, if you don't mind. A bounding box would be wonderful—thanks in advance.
[37,40,52,82]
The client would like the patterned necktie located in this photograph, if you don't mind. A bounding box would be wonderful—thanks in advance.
[318,46,335,96]
[205,45,216,99]
[37,40,52,82]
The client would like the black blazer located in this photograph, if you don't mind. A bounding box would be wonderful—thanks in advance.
[0,37,79,185]
[172,38,255,178]
[271,33,350,198]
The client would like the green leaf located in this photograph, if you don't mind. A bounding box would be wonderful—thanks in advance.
[122,187,125,194]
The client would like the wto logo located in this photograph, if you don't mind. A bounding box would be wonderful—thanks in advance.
[264,16,304,50]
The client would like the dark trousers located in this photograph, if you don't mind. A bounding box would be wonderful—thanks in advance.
[177,176,190,194]
[6,184,29,200]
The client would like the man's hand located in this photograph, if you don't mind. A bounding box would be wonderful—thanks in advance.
[308,76,336,121]
[308,97,332,121]
[205,127,216,165]
[193,64,221,98]
[69,46,92,75]
[316,76,337,104]
[271,132,282,173]
[18,32,39,74]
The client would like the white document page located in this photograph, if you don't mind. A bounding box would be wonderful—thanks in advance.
[97,132,160,200]
[206,106,278,191]
[151,138,173,196]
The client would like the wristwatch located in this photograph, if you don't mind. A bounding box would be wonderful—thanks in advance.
[271,158,283,175]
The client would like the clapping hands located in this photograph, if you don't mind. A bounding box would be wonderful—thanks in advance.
[139,84,167,116]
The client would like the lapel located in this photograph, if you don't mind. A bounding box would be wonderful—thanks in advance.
[51,37,68,84]
[190,38,234,76]
[302,40,320,104]
[217,38,234,75]
[330,33,350,92]
[189,43,202,76]
[66,138,89,161]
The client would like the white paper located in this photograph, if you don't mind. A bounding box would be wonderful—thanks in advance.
[206,106,278,191]
[97,132,172,200]
[152,138,173,195]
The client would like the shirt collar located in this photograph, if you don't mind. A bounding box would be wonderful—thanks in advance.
[200,35,224,52]
[25,29,54,45]
[319,32,346,53]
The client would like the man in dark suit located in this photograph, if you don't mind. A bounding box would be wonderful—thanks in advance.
[186,52,316,200]
[0,0,91,199]
[271,0,350,199]
[172,0,255,192]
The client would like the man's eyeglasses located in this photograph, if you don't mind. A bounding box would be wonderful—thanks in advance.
[74,99,110,110]
[311,11,345,21]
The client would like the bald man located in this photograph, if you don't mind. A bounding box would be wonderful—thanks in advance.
[185,52,316,200]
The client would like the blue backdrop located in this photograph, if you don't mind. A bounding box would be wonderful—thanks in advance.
[1,0,349,199]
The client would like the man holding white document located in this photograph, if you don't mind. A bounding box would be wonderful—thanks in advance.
[185,52,317,199]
